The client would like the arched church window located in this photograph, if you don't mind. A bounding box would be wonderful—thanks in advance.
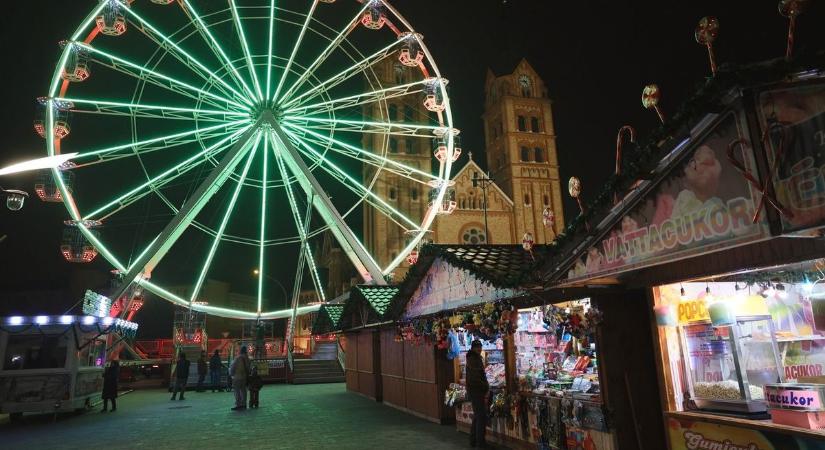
[520,147,530,162]
[534,147,544,163]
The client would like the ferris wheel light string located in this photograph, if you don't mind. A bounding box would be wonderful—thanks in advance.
[257,133,268,314]
[65,120,251,163]
[284,79,428,115]
[82,126,252,221]
[228,0,264,102]
[271,0,319,104]
[282,128,419,230]
[282,123,438,182]
[180,0,258,103]
[280,40,401,110]
[265,0,276,100]
[189,133,259,306]
[72,41,250,111]
[116,0,254,108]
[55,97,251,117]
[271,135,325,302]
[277,0,372,106]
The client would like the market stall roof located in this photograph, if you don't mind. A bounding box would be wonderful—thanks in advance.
[538,55,825,289]
[338,285,402,331]
[311,304,345,335]
[425,244,548,288]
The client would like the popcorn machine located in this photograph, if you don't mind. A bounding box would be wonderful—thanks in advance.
[678,296,784,414]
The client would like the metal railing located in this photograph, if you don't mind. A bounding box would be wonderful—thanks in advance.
[336,336,345,371]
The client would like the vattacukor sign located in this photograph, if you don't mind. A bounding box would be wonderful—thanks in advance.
[567,112,770,282]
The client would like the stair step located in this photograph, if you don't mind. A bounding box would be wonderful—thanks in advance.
[293,377,345,384]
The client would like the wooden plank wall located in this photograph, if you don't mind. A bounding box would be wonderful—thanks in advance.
[344,331,359,393]
[356,330,380,400]
[593,290,666,450]
[380,328,406,409]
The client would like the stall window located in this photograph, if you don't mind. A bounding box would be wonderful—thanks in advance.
[3,335,69,370]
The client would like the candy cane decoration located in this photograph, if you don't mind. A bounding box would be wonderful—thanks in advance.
[695,17,720,76]
[779,0,808,60]
[757,122,793,222]
[642,84,665,124]
[726,139,794,222]
[614,125,636,204]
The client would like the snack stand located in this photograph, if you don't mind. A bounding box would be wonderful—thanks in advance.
[0,314,138,421]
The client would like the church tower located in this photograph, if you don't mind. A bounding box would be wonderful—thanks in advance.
[362,58,432,279]
[482,59,564,244]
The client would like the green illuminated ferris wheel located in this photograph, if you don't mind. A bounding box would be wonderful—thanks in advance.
[40,0,458,320]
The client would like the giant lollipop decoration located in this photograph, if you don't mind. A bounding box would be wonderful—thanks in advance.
[569,176,590,232]
[779,0,808,60]
[695,17,720,76]
[542,207,556,237]
[642,84,665,124]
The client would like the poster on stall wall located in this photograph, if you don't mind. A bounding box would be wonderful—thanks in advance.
[667,417,823,450]
[566,112,769,282]
[757,83,825,233]
[403,257,521,318]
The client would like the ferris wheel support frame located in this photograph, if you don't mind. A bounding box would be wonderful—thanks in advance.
[108,123,260,303]
[268,113,386,286]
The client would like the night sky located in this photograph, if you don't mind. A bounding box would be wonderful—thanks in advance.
[0,1,823,327]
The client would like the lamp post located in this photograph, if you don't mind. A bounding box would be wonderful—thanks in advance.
[252,269,290,310]
[471,172,494,244]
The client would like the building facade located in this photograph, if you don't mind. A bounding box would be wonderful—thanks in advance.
[321,58,564,297]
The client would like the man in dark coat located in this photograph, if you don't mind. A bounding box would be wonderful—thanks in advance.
[196,351,208,392]
[465,340,490,448]
[170,352,190,400]
[209,350,223,393]
[101,360,119,412]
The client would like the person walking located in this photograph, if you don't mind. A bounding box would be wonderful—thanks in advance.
[229,346,250,410]
[209,350,223,393]
[465,340,490,449]
[247,365,263,409]
[196,351,208,392]
[101,360,119,412]
[170,352,190,401]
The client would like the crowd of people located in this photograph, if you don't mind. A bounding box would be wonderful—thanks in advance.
[100,345,265,413]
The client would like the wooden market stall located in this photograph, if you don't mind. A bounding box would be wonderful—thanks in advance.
[538,58,825,449]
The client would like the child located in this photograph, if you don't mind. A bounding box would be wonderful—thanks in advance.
[247,365,263,409]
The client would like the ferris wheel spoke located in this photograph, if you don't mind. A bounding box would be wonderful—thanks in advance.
[277,0,372,106]
[280,40,400,110]
[108,125,261,302]
[255,133,269,314]
[271,0,319,104]
[75,42,250,111]
[179,0,259,103]
[118,1,253,107]
[189,133,259,307]
[272,141,326,303]
[267,121,385,285]
[264,0,276,101]
[285,116,442,138]
[57,97,249,122]
[229,0,264,103]
[285,80,427,116]
[283,128,419,231]
[83,126,251,221]
[283,122,438,181]
[70,120,249,168]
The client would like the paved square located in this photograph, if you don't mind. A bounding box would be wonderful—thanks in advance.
[1,383,470,450]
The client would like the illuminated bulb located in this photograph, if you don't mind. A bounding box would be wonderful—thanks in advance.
[59,315,74,324]
[680,285,687,300]
[35,316,50,325]
[8,316,24,326]
[102,317,114,326]
[82,316,97,325]
[705,285,714,303]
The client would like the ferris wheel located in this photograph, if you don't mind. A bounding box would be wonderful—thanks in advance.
[39,0,458,320]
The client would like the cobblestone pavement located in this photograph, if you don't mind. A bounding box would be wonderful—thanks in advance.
[0,383,471,450]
